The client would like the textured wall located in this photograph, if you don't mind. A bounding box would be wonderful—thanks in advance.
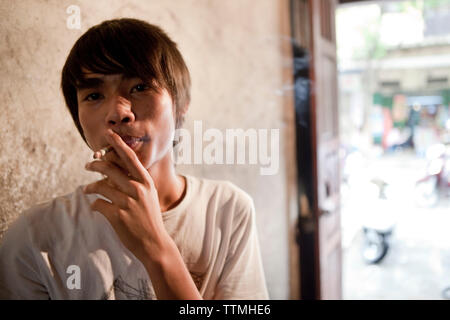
[0,0,298,299]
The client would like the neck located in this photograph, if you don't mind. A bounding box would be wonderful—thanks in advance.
[147,151,186,213]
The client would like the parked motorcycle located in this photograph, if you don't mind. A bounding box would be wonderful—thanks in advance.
[361,178,396,264]
[340,146,396,264]
[414,143,450,207]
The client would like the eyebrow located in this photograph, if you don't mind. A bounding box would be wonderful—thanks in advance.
[76,74,139,90]
[76,77,105,90]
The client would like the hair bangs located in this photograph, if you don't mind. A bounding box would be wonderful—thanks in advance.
[70,29,162,89]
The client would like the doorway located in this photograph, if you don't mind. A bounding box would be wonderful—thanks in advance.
[337,0,450,299]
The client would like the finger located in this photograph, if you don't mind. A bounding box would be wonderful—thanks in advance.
[90,199,131,235]
[93,146,114,160]
[93,146,129,177]
[85,160,137,197]
[90,198,119,226]
[84,179,134,209]
[105,130,150,183]
[102,149,129,176]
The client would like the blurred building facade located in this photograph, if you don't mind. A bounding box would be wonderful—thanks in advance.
[338,1,450,155]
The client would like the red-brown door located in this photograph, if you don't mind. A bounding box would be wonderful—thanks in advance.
[309,0,342,300]
[291,0,341,300]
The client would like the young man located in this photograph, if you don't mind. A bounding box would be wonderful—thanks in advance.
[0,18,268,300]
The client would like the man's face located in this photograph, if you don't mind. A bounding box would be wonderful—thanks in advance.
[77,72,176,171]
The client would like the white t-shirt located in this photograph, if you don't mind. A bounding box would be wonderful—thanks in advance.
[0,174,269,300]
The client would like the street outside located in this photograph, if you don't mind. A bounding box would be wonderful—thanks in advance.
[341,149,450,300]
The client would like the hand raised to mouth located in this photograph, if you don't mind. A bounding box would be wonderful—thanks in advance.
[83,129,165,261]
[82,129,202,300]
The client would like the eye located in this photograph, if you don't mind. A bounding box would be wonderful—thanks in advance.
[84,92,102,101]
[131,83,150,93]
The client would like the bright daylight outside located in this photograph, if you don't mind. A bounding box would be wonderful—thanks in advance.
[337,0,450,299]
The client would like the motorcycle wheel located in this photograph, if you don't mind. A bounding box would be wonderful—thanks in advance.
[362,229,389,264]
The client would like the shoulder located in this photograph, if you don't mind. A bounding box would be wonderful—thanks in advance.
[185,174,256,222]
[26,185,90,224]
[2,185,99,248]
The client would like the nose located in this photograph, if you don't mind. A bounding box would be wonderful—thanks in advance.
[105,95,135,127]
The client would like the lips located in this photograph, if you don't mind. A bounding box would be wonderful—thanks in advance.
[120,135,146,150]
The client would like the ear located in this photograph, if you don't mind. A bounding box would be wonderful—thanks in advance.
[174,103,189,128]
[180,102,190,116]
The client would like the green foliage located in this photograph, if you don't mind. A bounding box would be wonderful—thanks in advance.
[361,25,386,60]
[424,0,450,10]
[394,1,423,12]
[349,0,447,61]
[352,9,386,61]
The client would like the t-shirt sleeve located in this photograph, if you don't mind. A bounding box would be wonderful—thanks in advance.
[0,213,49,299]
[213,196,269,300]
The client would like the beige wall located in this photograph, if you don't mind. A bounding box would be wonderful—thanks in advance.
[0,0,298,299]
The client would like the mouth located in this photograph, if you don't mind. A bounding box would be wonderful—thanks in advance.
[120,135,150,151]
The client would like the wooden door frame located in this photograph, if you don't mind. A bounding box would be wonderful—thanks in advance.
[289,0,320,300]
[290,0,341,300]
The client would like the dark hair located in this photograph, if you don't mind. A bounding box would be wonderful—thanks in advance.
[61,18,191,145]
